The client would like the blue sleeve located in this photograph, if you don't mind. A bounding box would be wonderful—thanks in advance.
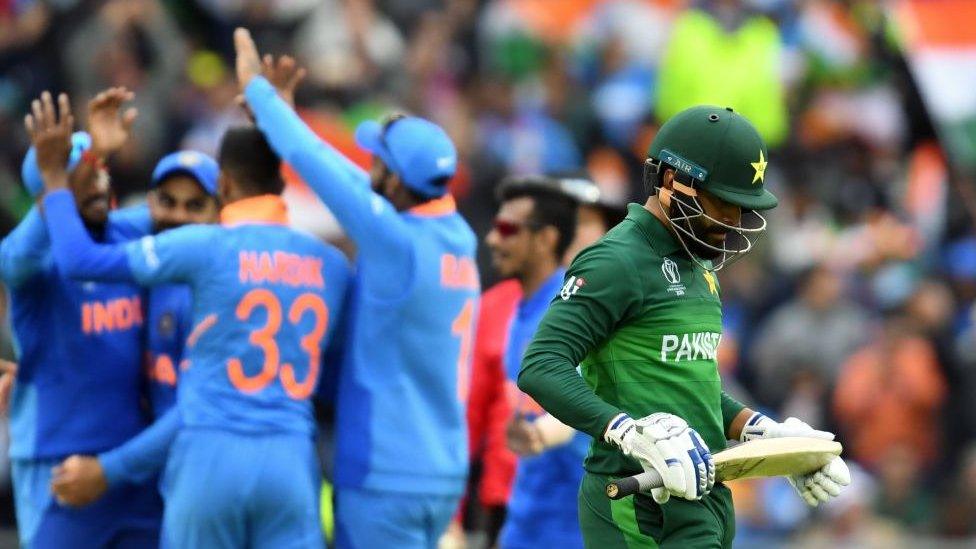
[245,77,413,299]
[316,254,352,404]
[0,206,49,288]
[107,204,153,241]
[99,407,182,486]
[124,225,215,287]
[42,190,134,282]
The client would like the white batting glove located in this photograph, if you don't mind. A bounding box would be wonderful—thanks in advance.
[740,413,852,506]
[605,412,715,503]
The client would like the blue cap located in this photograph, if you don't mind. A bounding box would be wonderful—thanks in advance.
[21,131,92,197]
[151,151,219,196]
[355,116,457,198]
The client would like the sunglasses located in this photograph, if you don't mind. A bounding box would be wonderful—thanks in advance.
[493,218,541,238]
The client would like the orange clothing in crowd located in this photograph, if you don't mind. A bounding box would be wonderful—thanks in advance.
[833,335,946,469]
[466,279,522,507]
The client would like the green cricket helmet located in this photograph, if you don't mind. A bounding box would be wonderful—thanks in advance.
[644,105,778,270]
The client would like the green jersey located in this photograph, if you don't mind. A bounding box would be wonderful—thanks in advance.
[519,203,745,477]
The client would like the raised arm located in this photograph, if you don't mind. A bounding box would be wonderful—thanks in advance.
[235,29,412,265]
[43,190,134,282]
[38,88,143,282]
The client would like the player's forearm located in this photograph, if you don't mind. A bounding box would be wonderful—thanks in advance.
[99,407,182,487]
[518,353,622,440]
[726,406,755,441]
[42,190,134,282]
[721,392,749,440]
[0,206,49,287]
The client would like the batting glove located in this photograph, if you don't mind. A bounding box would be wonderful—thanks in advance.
[740,413,852,506]
[605,412,715,503]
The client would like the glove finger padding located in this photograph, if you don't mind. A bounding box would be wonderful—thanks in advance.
[790,456,851,507]
[608,413,714,502]
[780,417,835,440]
[661,428,714,500]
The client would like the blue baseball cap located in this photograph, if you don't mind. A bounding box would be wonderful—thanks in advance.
[21,131,92,197]
[354,116,457,198]
[151,151,219,196]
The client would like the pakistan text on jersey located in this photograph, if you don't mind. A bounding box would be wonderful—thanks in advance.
[660,332,722,363]
[238,251,325,288]
[81,296,144,335]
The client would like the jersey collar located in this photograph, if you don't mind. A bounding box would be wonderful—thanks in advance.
[221,195,290,227]
[408,194,456,217]
[625,203,681,257]
[519,268,567,315]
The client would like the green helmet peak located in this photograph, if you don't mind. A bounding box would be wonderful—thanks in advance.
[647,105,778,211]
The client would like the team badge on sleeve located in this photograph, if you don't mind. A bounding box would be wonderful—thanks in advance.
[560,276,585,300]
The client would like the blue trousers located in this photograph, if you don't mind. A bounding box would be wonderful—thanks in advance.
[12,458,161,548]
[161,429,323,548]
[335,487,459,549]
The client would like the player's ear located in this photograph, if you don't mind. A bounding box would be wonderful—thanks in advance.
[217,171,233,206]
[661,168,675,190]
[536,225,559,256]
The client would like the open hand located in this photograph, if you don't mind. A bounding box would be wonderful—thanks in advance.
[234,28,306,107]
[87,87,137,157]
[51,455,108,507]
[261,54,306,107]
[234,28,262,91]
[24,91,74,189]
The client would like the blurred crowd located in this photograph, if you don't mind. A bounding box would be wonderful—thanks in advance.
[1,0,974,546]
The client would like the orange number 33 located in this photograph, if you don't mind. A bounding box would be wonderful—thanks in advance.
[228,289,329,399]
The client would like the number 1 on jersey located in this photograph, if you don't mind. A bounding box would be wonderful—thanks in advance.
[452,298,474,402]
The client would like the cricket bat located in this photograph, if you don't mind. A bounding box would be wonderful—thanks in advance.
[605,437,842,500]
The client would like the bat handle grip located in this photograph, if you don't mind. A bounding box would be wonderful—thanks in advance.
[606,470,664,500]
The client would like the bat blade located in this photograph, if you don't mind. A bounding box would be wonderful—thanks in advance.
[713,437,842,482]
[606,437,842,500]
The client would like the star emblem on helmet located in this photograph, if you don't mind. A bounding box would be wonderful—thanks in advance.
[751,150,767,184]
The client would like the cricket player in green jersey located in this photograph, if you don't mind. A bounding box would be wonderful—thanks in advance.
[519,106,851,548]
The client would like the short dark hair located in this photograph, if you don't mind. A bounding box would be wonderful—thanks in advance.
[218,127,284,195]
[498,178,578,258]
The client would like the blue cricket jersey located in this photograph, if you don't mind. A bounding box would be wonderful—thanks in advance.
[143,284,191,416]
[501,268,588,549]
[43,191,351,441]
[0,205,151,460]
[102,204,187,417]
[246,76,480,495]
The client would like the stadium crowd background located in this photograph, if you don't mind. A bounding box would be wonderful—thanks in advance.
[0,0,974,546]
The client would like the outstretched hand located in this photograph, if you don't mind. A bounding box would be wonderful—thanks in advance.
[87,87,137,157]
[24,91,74,190]
[234,28,306,108]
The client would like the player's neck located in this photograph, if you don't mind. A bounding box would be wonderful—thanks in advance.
[644,195,684,245]
[519,258,560,298]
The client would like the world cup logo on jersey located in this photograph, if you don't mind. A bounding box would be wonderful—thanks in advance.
[662,257,686,296]
[661,258,680,284]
